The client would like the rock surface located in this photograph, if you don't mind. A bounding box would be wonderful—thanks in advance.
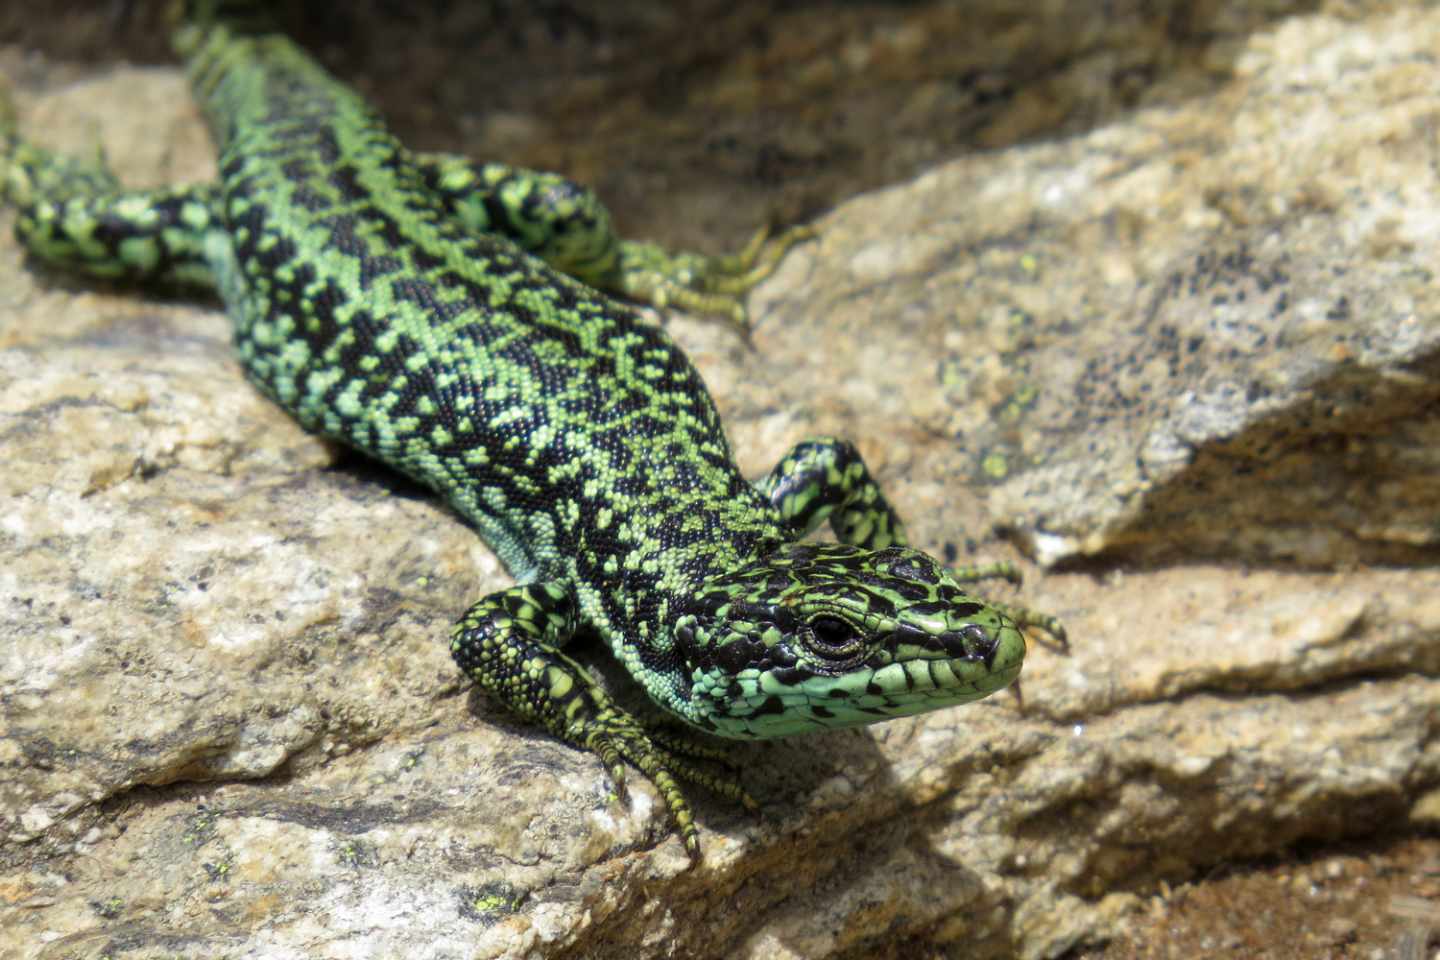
[2,3,1438,959]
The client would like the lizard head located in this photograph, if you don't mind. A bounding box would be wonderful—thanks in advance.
[670,542,1025,739]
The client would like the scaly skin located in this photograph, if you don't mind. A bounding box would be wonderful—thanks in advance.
[0,1,1063,859]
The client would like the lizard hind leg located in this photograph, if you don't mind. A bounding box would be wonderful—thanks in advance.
[413,152,814,332]
[0,84,223,289]
[609,224,816,333]
[0,83,118,212]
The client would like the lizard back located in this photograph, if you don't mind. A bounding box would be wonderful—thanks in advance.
[180,15,786,613]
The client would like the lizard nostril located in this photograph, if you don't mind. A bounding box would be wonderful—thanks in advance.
[943,624,996,664]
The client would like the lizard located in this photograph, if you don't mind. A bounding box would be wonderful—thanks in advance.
[0,0,1064,859]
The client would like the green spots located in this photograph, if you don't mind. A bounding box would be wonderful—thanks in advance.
[91,896,125,920]
[182,807,220,846]
[993,380,1039,425]
[180,199,212,229]
[981,449,1011,480]
[479,486,510,516]
[334,838,378,869]
[304,365,344,402]
[112,193,159,225]
[526,422,557,456]
[546,666,574,700]
[457,882,527,926]
[202,853,236,883]
[118,235,161,273]
[373,328,400,354]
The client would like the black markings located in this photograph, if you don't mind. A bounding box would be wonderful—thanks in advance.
[887,556,939,584]
[326,214,367,257]
[390,277,469,322]
[290,186,329,212]
[753,696,786,717]
[891,581,930,601]
[360,255,402,288]
[328,165,369,203]
[280,158,312,183]
[770,665,808,686]
[715,639,752,675]
[313,127,343,165]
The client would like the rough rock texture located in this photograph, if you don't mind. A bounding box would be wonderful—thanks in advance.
[2,2,1438,959]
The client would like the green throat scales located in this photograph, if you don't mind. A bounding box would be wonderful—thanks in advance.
[1,1,1063,858]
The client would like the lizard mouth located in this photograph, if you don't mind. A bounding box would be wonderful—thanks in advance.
[698,656,1024,740]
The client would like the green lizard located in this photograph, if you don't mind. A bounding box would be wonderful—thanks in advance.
[1,1,1063,858]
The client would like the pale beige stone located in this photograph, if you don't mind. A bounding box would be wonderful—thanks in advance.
[2,4,1437,959]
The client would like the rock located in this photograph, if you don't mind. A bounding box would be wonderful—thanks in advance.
[1,4,1437,960]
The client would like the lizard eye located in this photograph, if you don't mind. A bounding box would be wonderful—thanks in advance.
[808,615,858,653]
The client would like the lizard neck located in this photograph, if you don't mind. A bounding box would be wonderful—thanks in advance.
[573,481,791,636]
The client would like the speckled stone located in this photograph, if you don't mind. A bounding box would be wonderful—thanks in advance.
[2,4,1438,960]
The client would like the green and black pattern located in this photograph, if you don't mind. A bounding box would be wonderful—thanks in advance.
[1,0,1062,858]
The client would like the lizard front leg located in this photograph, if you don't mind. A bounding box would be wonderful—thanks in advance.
[450,580,754,859]
[755,436,1066,641]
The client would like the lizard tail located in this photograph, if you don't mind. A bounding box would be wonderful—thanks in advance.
[169,0,276,54]
[0,86,15,206]
[0,82,14,136]
[168,0,270,26]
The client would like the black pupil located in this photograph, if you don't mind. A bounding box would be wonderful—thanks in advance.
[810,616,853,648]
